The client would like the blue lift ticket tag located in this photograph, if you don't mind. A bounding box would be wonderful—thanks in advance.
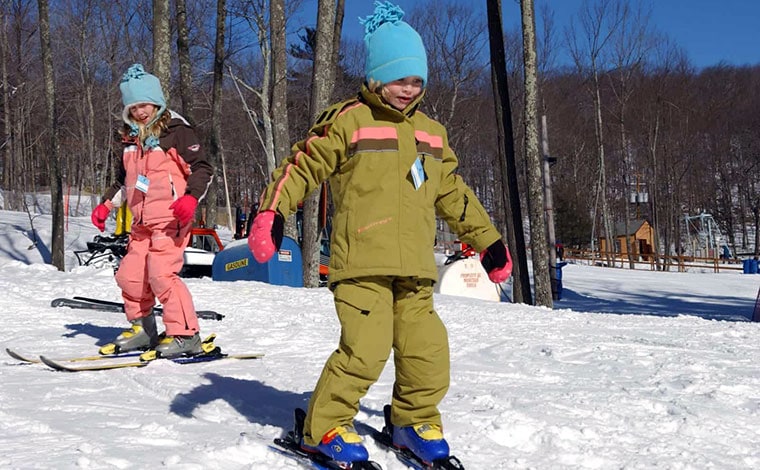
[411,157,425,190]
[136,175,150,193]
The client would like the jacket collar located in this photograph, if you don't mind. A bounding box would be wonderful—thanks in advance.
[360,84,426,120]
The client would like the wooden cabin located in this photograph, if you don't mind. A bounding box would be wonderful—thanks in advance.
[598,219,655,259]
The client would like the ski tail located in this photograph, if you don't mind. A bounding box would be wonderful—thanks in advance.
[51,297,122,312]
[753,285,760,322]
[51,297,224,321]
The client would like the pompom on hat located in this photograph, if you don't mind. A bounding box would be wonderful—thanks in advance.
[119,64,167,125]
[360,1,428,87]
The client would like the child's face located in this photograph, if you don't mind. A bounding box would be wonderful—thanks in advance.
[129,103,158,125]
[382,76,424,111]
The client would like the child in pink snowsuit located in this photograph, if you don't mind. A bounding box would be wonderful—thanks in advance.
[90,64,214,358]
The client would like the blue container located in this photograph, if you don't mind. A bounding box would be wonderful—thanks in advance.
[555,261,568,300]
[744,259,759,274]
[212,236,303,287]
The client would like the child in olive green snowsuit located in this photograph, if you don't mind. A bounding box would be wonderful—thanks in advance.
[249,1,512,464]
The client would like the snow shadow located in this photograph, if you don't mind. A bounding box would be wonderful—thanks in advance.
[29,229,51,263]
[170,372,311,429]
[169,372,386,432]
[63,323,125,346]
[558,288,753,322]
[0,224,44,263]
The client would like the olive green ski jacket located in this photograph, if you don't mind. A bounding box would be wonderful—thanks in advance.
[259,85,502,284]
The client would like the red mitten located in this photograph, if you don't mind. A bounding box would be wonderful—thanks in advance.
[248,210,284,263]
[169,195,198,225]
[90,202,113,232]
[480,240,513,283]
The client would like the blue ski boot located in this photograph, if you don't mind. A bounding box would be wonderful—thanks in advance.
[301,425,369,463]
[392,423,450,463]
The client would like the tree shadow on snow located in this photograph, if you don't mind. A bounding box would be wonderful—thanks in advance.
[169,372,384,431]
[0,225,49,264]
[30,229,51,264]
[558,288,753,322]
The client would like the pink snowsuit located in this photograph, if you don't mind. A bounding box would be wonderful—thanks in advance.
[103,112,213,336]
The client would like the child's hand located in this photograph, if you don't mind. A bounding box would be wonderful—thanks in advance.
[90,201,113,232]
[248,210,284,263]
[480,240,512,283]
[169,195,198,225]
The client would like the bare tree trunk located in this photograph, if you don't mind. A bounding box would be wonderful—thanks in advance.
[622,120,633,268]
[332,0,345,76]
[269,0,297,240]
[38,0,64,270]
[486,0,531,304]
[302,0,339,288]
[71,5,97,212]
[269,0,288,176]
[648,109,662,270]
[152,0,171,99]
[541,116,559,300]
[175,0,195,124]
[521,0,552,307]
[207,0,226,228]
[1,10,10,209]
[567,0,622,266]
[593,70,615,266]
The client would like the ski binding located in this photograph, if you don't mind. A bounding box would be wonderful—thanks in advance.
[272,408,382,469]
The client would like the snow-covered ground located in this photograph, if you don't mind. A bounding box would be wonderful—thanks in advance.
[1,207,759,469]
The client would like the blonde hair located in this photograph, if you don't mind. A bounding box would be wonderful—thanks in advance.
[367,78,384,93]
[120,108,170,141]
[367,78,396,105]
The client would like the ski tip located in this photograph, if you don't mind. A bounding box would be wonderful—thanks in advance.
[39,355,72,372]
[6,348,39,363]
[5,348,20,360]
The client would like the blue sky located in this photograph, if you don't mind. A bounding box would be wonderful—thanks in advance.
[303,0,759,70]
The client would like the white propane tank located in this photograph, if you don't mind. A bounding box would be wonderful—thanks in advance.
[435,256,502,302]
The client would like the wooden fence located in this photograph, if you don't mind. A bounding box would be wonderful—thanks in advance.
[564,249,745,273]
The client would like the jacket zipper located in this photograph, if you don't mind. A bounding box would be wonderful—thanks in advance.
[459,194,469,222]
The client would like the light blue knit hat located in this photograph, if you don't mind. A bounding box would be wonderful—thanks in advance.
[119,64,166,125]
[360,1,428,87]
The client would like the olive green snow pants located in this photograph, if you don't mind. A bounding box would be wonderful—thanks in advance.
[302,276,450,446]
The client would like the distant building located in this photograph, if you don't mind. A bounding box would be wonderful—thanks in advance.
[599,219,655,259]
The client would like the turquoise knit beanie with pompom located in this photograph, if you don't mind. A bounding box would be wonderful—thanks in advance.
[119,64,167,126]
[360,1,428,87]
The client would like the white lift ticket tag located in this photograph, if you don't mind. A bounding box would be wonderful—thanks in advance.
[411,157,425,190]
[136,175,150,193]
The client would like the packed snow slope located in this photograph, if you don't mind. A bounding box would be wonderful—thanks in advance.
[1,210,759,469]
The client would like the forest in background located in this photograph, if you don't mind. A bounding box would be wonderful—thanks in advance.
[1,0,759,261]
